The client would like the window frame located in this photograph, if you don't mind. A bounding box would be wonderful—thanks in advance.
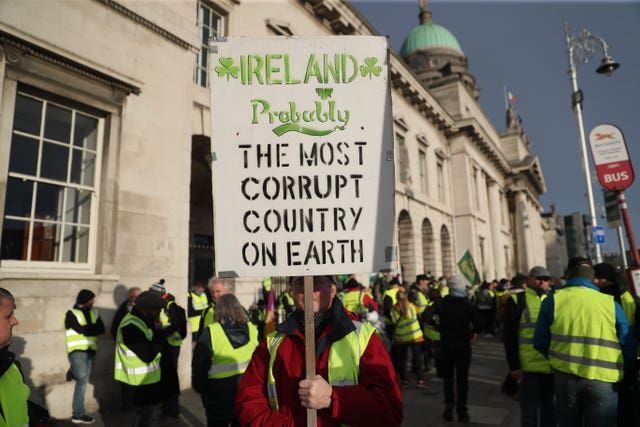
[1,87,104,272]
[196,1,226,88]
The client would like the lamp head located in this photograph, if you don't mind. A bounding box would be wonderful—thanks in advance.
[596,56,620,76]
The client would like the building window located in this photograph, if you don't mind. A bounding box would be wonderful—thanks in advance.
[1,91,102,266]
[196,2,224,87]
[396,133,410,184]
[419,150,427,194]
[436,158,445,202]
[266,19,294,36]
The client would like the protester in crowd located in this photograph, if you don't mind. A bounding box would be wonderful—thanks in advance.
[188,280,212,341]
[114,291,178,427]
[382,276,403,371]
[342,277,379,319]
[192,294,259,427]
[423,280,443,378]
[110,286,141,412]
[503,267,556,427]
[437,276,481,424]
[476,281,496,337]
[594,262,640,427]
[0,287,30,426]
[235,275,403,426]
[276,285,295,323]
[149,279,186,420]
[111,287,141,339]
[64,289,104,424]
[200,278,233,331]
[391,288,428,389]
[534,263,636,426]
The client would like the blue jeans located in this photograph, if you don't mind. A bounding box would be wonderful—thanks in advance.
[520,372,557,427]
[68,351,94,417]
[554,371,617,427]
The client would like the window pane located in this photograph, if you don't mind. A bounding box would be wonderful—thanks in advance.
[9,134,39,176]
[74,114,98,150]
[13,94,42,135]
[4,177,34,217]
[35,182,64,221]
[65,188,92,225]
[202,5,210,24]
[70,149,95,186]
[44,104,72,143]
[41,141,69,182]
[202,25,209,44]
[62,225,89,262]
[0,219,28,260]
[30,220,58,261]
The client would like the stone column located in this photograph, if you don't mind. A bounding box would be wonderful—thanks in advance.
[487,180,505,278]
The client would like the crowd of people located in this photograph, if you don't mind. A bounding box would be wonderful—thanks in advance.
[1,260,639,427]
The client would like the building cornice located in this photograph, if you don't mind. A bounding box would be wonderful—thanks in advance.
[454,118,511,175]
[0,30,141,96]
[95,0,198,53]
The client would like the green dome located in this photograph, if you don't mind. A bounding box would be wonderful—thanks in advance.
[400,23,463,57]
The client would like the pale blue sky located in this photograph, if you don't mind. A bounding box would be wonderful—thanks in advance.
[354,0,640,257]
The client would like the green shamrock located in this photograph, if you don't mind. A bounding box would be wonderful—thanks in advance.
[360,57,382,79]
[214,57,239,81]
[315,87,333,100]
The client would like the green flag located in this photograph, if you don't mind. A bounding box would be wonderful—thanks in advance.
[457,250,481,285]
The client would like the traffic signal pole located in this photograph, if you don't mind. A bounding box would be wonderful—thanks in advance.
[617,190,640,269]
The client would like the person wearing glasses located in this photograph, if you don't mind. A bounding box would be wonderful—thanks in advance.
[235,275,402,427]
[503,267,556,427]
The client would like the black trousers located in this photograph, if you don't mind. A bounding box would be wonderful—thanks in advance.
[441,341,471,415]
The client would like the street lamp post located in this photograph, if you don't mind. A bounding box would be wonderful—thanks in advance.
[564,22,620,264]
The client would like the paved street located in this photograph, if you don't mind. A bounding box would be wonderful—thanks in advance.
[54,336,519,427]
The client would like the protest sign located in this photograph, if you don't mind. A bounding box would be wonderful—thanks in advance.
[209,36,396,277]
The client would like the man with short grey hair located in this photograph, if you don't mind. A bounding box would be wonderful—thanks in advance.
[199,278,233,331]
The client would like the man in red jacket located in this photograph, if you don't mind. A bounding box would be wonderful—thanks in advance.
[235,275,402,426]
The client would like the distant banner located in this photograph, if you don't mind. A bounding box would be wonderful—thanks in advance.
[209,36,396,277]
[457,250,481,285]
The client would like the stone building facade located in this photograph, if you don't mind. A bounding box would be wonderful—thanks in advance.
[0,0,547,416]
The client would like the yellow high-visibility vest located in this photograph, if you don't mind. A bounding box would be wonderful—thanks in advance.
[114,313,161,386]
[207,322,259,379]
[266,321,375,413]
[549,286,623,382]
[65,308,99,354]
[518,288,551,373]
[189,292,210,333]
[0,363,29,427]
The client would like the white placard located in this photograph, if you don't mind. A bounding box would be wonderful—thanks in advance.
[209,36,396,277]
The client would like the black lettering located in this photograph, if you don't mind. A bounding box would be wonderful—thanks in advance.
[243,210,260,233]
[241,177,259,200]
[263,176,280,200]
[355,141,366,165]
[242,242,260,266]
[287,241,301,266]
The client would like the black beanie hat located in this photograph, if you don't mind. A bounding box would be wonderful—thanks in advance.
[76,289,95,305]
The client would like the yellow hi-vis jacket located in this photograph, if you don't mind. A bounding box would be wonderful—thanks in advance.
[0,363,29,427]
[114,313,161,386]
[160,300,184,347]
[65,308,99,353]
[342,290,367,314]
[266,321,376,412]
[382,288,400,321]
[189,291,210,333]
[549,286,623,382]
[518,288,551,373]
[391,304,423,344]
[207,322,259,379]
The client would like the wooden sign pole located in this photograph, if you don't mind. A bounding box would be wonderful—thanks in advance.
[304,276,317,427]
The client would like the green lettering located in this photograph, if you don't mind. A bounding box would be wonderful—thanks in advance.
[325,54,340,83]
[284,55,300,84]
[304,54,323,84]
[249,55,264,84]
[344,55,358,83]
[266,54,282,84]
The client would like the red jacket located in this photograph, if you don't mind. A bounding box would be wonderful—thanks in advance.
[235,299,402,427]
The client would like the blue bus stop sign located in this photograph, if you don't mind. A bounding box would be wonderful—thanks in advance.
[593,226,606,245]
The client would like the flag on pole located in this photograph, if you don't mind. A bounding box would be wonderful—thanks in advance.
[505,87,516,104]
[457,250,481,285]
